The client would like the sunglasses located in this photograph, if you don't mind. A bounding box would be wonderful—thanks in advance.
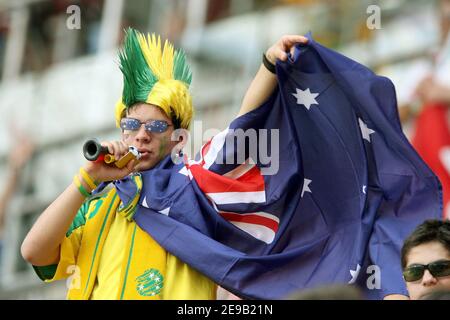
[403,260,450,282]
[120,117,172,133]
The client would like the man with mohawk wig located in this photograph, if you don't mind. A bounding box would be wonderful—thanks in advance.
[21,27,307,299]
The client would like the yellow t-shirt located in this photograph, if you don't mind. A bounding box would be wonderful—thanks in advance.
[90,209,127,299]
[33,188,217,300]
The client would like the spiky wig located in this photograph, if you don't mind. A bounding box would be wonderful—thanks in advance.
[115,28,193,129]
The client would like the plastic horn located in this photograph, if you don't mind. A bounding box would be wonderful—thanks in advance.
[114,146,141,168]
[83,139,141,168]
[103,154,116,164]
[83,139,109,162]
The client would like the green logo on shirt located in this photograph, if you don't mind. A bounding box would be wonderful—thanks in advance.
[136,268,164,297]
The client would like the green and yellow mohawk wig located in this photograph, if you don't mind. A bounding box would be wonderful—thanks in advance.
[115,28,193,129]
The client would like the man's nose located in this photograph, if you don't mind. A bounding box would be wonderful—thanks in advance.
[134,124,151,142]
[422,270,438,286]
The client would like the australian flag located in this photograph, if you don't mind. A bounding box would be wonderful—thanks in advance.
[130,35,442,299]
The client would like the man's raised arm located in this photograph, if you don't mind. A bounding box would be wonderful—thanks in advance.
[237,35,308,117]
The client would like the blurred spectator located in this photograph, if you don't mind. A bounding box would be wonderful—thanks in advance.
[206,0,231,23]
[158,1,186,45]
[410,0,450,219]
[23,0,104,73]
[0,11,9,76]
[24,1,56,72]
[0,128,35,262]
[81,0,104,54]
[401,220,450,300]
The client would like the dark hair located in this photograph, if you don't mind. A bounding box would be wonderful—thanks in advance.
[401,220,450,269]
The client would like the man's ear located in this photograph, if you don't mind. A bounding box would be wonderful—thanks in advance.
[170,129,189,164]
[172,128,188,148]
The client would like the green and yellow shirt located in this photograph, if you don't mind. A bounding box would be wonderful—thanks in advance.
[33,176,216,300]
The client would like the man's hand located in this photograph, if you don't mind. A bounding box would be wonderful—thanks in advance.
[265,35,309,65]
[83,140,137,185]
[237,35,308,118]
[415,76,450,104]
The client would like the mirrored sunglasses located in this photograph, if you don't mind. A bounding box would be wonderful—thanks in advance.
[120,117,172,133]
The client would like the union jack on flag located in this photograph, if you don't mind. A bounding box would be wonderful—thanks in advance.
[180,130,280,244]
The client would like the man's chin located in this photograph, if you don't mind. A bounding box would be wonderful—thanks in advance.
[417,290,436,300]
[134,158,159,172]
[134,152,173,172]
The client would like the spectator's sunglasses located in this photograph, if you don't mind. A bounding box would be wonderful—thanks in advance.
[120,117,172,133]
[403,260,450,282]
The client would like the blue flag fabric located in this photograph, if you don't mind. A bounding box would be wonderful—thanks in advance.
[129,35,442,299]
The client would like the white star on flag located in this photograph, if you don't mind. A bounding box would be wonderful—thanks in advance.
[142,196,149,208]
[359,118,375,142]
[348,264,361,284]
[292,88,319,110]
[301,179,312,197]
[159,207,170,216]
